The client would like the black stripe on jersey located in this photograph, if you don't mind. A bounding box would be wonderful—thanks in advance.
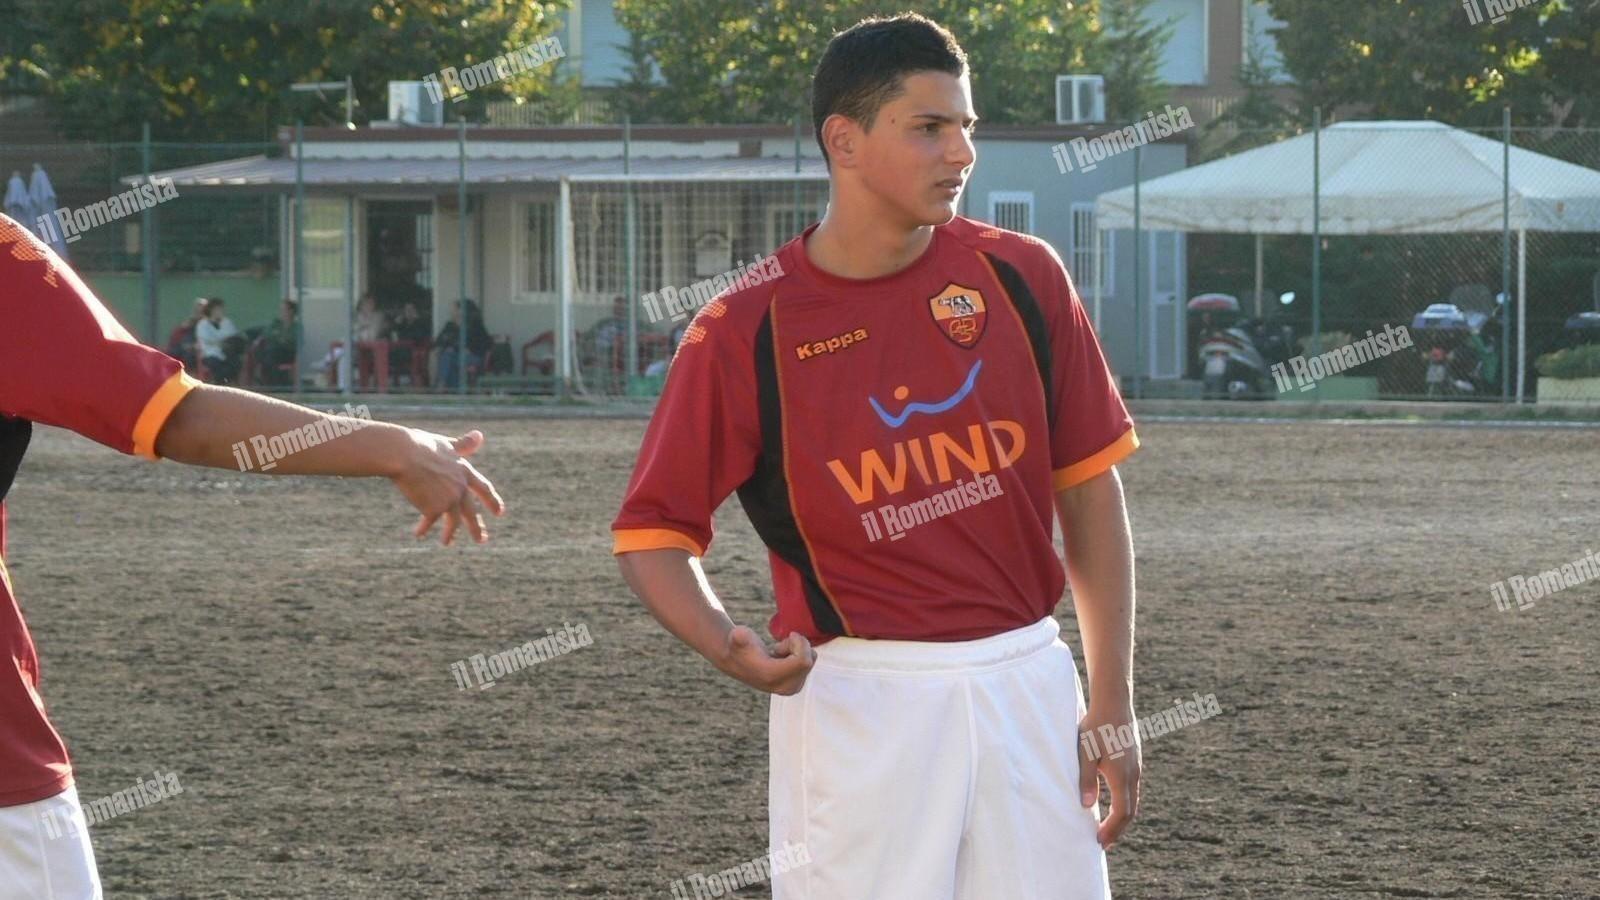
[0,417,31,504]
[735,309,847,637]
[982,252,1056,433]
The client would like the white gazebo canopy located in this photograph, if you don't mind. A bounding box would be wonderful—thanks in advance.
[1093,120,1600,400]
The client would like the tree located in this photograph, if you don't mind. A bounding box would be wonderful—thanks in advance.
[3,0,568,142]
[1098,0,1173,123]
[1265,0,1585,126]
[611,1,1123,125]
[1202,33,1300,159]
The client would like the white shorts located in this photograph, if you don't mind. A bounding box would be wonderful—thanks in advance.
[0,786,103,899]
[769,616,1110,900]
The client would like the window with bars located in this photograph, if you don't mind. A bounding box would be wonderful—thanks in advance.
[414,211,434,291]
[523,199,556,293]
[1070,203,1114,296]
[987,191,1034,235]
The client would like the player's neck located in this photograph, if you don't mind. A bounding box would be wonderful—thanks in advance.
[805,205,935,282]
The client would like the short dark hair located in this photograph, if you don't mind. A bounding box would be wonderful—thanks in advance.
[811,14,968,165]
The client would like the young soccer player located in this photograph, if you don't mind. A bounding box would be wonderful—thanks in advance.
[612,14,1139,900]
[0,212,505,898]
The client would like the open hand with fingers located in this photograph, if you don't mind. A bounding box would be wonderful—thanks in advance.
[391,428,506,545]
[718,625,816,695]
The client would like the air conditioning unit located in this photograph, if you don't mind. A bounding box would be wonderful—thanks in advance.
[1055,75,1106,125]
[388,81,443,126]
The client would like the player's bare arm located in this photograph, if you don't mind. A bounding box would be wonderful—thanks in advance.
[1056,465,1140,850]
[616,548,815,694]
[155,384,505,545]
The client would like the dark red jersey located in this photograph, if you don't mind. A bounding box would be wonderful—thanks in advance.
[0,213,199,806]
[613,216,1136,643]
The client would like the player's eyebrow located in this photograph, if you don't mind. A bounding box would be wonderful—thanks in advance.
[910,112,980,128]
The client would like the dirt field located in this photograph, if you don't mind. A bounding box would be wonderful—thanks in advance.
[6,415,1597,899]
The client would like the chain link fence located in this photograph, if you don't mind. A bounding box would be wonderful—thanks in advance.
[8,119,1599,404]
[1153,122,1600,403]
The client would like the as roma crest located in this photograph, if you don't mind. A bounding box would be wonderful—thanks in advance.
[927,283,987,348]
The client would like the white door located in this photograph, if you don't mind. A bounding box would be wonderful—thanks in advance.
[1148,230,1183,379]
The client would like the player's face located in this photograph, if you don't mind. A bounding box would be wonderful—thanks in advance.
[857,71,977,227]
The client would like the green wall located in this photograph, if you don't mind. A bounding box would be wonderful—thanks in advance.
[84,271,283,345]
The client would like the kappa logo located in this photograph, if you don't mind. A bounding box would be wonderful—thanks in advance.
[928,283,986,348]
[795,327,869,361]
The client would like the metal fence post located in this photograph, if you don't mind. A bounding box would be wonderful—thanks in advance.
[1311,106,1322,404]
[141,123,158,344]
[294,121,306,400]
[1501,106,1512,401]
[457,119,468,395]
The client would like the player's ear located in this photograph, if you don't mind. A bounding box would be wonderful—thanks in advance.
[821,113,860,168]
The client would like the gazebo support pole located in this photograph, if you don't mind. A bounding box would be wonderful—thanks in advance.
[1254,233,1264,318]
[1516,227,1527,404]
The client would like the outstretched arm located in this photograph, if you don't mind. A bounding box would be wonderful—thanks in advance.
[156,384,505,545]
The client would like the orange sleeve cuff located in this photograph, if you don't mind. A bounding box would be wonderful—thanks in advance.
[131,370,202,460]
[612,527,707,558]
[1052,428,1139,491]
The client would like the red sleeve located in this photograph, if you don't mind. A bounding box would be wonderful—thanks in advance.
[0,214,199,458]
[1037,241,1138,490]
[610,298,762,557]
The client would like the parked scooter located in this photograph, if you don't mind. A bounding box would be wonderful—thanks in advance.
[1410,301,1500,398]
[1188,292,1297,399]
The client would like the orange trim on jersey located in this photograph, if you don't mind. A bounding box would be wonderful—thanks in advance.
[1052,428,1140,491]
[770,299,853,637]
[611,527,706,557]
[131,370,201,460]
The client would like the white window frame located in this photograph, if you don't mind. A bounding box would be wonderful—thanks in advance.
[987,191,1035,235]
[513,196,559,303]
[1070,202,1115,298]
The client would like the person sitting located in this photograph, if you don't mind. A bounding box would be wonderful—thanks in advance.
[434,301,491,390]
[253,299,298,387]
[166,298,208,370]
[586,296,630,392]
[352,293,388,390]
[388,300,431,386]
[195,298,242,384]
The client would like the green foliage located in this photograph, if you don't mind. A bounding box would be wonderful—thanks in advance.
[610,1,1160,126]
[1202,31,1300,159]
[1264,0,1598,127]
[1536,343,1600,379]
[1,0,569,142]
[1098,0,1172,123]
